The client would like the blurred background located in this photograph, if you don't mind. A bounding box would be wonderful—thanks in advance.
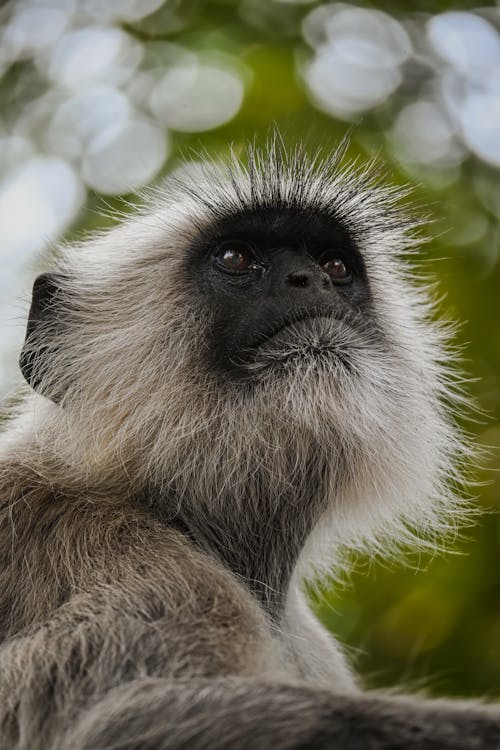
[1,0,499,698]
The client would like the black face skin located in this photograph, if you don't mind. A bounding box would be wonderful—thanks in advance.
[188,206,373,378]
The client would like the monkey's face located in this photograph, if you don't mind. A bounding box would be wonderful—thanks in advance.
[187,207,377,381]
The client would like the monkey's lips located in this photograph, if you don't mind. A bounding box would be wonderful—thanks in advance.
[246,313,354,371]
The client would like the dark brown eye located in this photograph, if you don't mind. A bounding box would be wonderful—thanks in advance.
[320,253,351,283]
[214,243,256,273]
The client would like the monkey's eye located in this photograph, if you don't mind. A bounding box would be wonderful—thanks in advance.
[319,252,352,284]
[214,242,258,273]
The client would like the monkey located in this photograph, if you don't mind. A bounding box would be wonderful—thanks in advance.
[0,138,498,750]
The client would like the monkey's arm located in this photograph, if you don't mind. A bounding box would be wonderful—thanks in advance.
[64,680,500,750]
[284,583,357,691]
[1,602,499,750]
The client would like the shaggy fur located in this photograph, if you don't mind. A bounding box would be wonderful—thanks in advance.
[0,140,498,749]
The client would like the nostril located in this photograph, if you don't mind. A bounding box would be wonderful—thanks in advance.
[287,272,309,288]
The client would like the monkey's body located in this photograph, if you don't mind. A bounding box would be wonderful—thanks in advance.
[0,456,353,744]
[1,142,499,748]
[2,451,498,750]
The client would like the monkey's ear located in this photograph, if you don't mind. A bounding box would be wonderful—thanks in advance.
[20,273,66,401]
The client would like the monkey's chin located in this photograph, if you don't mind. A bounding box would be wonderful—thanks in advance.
[244,316,354,376]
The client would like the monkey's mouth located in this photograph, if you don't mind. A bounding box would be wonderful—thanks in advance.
[244,312,354,372]
[251,310,337,348]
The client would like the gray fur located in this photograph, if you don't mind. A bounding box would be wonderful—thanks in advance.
[0,140,498,749]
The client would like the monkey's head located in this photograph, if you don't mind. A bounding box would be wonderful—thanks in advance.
[19,141,468,555]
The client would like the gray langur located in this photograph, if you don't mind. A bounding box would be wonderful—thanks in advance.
[0,139,498,750]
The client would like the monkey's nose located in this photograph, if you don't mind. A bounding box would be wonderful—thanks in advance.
[286,270,330,291]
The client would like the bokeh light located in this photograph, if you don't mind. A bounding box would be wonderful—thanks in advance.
[149,50,245,132]
[302,5,412,117]
[429,11,500,167]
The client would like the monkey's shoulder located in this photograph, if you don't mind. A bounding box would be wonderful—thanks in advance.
[0,461,279,677]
